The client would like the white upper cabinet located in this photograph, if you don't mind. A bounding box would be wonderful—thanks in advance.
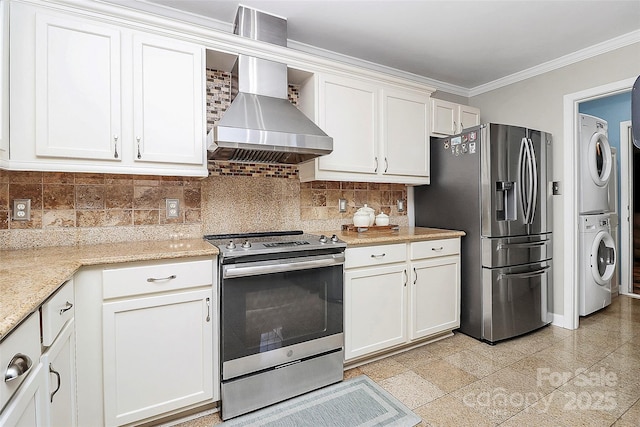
[299,73,434,185]
[34,12,122,161]
[8,3,207,176]
[431,98,480,136]
[382,87,429,178]
[0,0,8,164]
[132,33,204,165]
[316,74,378,175]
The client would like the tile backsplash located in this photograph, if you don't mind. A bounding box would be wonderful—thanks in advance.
[0,69,409,249]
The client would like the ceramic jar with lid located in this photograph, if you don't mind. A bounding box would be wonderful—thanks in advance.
[375,212,389,226]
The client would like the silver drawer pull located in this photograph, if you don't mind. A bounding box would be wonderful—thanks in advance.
[370,253,386,258]
[431,247,444,251]
[5,353,32,382]
[49,364,61,403]
[59,301,73,315]
[147,275,177,283]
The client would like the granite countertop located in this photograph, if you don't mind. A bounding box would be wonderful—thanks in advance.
[0,226,464,341]
[0,239,218,341]
[313,226,465,247]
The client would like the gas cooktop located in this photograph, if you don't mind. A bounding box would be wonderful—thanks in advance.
[204,230,345,259]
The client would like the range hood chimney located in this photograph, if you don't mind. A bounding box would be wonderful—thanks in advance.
[207,6,333,164]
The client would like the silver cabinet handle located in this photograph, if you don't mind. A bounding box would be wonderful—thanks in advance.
[374,156,378,173]
[205,297,211,323]
[5,353,32,382]
[453,120,457,133]
[370,253,386,258]
[146,274,177,283]
[431,247,444,251]
[384,157,388,173]
[403,269,407,286]
[49,363,61,403]
[113,135,119,159]
[136,136,142,159]
[59,301,73,315]
[413,267,417,284]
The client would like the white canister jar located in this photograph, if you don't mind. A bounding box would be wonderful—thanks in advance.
[353,211,370,227]
[356,204,375,226]
[375,212,390,226]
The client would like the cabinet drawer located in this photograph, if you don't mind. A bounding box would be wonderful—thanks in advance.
[345,244,406,269]
[410,239,460,260]
[0,312,40,411]
[41,279,74,347]
[103,259,214,299]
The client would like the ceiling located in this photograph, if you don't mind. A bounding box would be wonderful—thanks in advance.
[135,0,640,93]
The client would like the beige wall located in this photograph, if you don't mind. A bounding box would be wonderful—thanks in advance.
[469,42,640,315]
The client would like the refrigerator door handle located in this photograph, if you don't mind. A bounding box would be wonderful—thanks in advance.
[496,240,549,251]
[497,265,550,281]
[527,138,538,224]
[518,138,529,223]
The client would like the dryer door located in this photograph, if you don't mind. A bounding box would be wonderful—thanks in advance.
[587,132,612,187]
[590,230,616,285]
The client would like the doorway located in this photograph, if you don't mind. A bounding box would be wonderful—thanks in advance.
[619,121,639,296]
[562,77,636,330]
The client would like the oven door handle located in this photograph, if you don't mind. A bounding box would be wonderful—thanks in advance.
[223,254,345,278]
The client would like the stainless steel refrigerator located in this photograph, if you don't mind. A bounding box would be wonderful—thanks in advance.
[414,123,553,343]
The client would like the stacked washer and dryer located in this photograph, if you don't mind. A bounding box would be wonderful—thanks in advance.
[578,114,618,316]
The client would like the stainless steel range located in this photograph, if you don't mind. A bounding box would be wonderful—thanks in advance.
[204,231,346,420]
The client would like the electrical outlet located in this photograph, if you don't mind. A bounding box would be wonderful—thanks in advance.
[397,199,405,212]
[13,199,31,221]
[166,199,180,219]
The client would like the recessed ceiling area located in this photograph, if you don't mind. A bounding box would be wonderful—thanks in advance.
[133,0,640,92]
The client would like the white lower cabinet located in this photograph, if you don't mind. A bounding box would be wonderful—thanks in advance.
[344,238,461,363]
[345,263,407,360]
[0,362,47,427]
[99,258,216,427]
[41,320,76,427]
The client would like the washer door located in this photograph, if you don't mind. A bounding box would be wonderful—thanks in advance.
[587,132,612,187]
[590,230,616,285]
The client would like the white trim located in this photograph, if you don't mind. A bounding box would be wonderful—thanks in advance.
[619,121,634,296]
[562,78,636,330]
[469,31,640,97]
[551,313,564,327]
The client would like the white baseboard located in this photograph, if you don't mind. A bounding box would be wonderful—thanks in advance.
[551,313,565,328]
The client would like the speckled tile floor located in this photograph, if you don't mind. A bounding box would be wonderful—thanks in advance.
[170,296,640,427]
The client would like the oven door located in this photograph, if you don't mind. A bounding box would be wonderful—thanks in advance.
[220,252,344,380]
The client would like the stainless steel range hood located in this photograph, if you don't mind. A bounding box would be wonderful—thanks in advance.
[208,6,333,164]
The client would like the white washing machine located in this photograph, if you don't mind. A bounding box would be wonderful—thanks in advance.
[579,114,612,214]
[579,213,616,316]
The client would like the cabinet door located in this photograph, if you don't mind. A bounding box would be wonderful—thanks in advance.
[382,88,429,177]
[41,320,77,427]
[132,33,204,165]
[431,99,457,135]
[317,74,377,174]
[0,0,8,162]
[0,363,47,427]
[34,12,121,160]
[102,289,213,427]
[459,105,480,132]
[344,264,407,361]
[410,255,460,340]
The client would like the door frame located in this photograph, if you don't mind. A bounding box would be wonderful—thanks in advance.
[562,77,635,330]
[619,120,637,297]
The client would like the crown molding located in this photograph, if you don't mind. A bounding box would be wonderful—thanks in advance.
[469,30,640,97]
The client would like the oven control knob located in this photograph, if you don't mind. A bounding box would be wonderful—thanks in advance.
[331,234,339,242]
[226,240,236,250]
[319,235,328,243]
[241,240,251,249]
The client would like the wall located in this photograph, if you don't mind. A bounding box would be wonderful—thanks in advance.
[0,69,407,249]
[469,42,640,315]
